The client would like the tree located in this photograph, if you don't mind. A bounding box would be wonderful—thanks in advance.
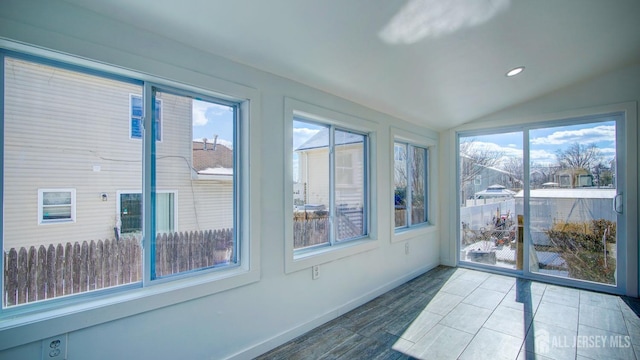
[555,142,601,170]
[501,156,524,187]
[459,139,503,186]
[591,161,613,187]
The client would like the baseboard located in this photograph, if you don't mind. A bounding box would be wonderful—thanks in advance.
[229,262,438,360]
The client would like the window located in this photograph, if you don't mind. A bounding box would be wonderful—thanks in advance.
[292,118,368,250]
[394,142,428,229]
[130,94,162,141]
[152,89,238,278]
[2,50,257,313]
[118,192,175,235]
[38,189,76,224]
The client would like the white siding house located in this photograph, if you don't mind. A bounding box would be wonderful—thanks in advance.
[3,58,232,249]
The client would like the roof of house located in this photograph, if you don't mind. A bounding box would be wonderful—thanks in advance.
[192,141,233,174]
[296,128,364,151]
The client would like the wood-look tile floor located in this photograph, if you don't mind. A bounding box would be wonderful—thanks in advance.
[256,266,640,360]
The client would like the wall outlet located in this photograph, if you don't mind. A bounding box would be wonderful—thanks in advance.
[312,265,320,280]
[42,335,67,360]
[405,242,410,255]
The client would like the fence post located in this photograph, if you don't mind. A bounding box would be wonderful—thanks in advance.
[46,244,56,299]
[517,215,524,270]
[5,248,18,306]
[55,244,64,297]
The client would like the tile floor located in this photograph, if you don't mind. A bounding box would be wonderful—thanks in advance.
[256,266,640,360]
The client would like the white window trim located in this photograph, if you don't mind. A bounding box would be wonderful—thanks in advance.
[37,188,76,225]
[390,127,438,243]
[285,97,378,274]
[129,94,163,142]
[0,41,262,349]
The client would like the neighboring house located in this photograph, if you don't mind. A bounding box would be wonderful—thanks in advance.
[295,128,366,239]
[3,58,232,249]
[295,128,365,210]
[460,155,520,203]
[554,168,593,188]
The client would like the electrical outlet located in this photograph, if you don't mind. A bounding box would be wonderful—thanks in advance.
[405,242,410,255]
[312,265,320,280]
[42,335,67,360]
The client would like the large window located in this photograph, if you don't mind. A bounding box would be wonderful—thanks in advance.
[292,118,368,251]
[2,51,246,310]
[394,142,428,229]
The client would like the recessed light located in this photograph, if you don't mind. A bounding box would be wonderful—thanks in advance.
[506,66,525,77]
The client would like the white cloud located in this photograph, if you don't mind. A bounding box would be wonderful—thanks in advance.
[530,125,615,145]
[192,100,232,127]
[529,149,556,165]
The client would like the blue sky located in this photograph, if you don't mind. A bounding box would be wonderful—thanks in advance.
[461,120,616,166]
[192,99,234,148]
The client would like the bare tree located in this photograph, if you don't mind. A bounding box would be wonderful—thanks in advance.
[555,142,601,170]
[501,156,524,186]
[459,139,503,186]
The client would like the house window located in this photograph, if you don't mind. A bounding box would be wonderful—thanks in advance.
[474,175,482,185]
[292,118,368,250]
[2,51,256,312]
[394,142,428,229]
[118,192,175,235]
[130,94,162,141]
[38,189,76,224]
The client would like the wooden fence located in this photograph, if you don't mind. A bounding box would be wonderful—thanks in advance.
[394,208,426,228]
[293,210,365,249]
[3,229,233,307]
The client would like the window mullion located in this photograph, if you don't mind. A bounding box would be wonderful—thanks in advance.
[329,126,336,245]
[142,83,155,285]
[407,145,413,227]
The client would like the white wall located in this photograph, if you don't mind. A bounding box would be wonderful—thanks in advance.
[439,63,640,295]
[0,1,440,359]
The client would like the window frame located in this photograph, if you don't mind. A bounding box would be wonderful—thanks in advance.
[390,127,437,243]
[393,142,429,230]
[37,188,76,225]
[285,98,378,274]
[0,42,261,341]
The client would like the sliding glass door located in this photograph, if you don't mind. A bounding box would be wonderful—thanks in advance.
[527,119,620,286]
[458,113,625,293]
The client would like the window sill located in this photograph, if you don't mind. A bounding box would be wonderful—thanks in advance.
[285,237,378,274]
[0,264,259,351]
[392,223,437,243]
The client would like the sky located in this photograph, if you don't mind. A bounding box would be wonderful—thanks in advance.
[461,120,617,167]
[192,99,234,148]
[292,118,617,183]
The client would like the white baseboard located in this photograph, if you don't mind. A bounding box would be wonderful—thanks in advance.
[229,262,439,360]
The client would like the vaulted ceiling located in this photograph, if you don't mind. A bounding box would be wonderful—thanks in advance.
[62,0,640,131]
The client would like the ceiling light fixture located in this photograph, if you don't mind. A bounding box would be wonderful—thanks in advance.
[506,66,525,77]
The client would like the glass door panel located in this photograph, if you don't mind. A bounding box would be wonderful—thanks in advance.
[528,120,618,285]
[459,132,523,270]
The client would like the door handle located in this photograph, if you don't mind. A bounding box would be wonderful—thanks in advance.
[613,193,623,214]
